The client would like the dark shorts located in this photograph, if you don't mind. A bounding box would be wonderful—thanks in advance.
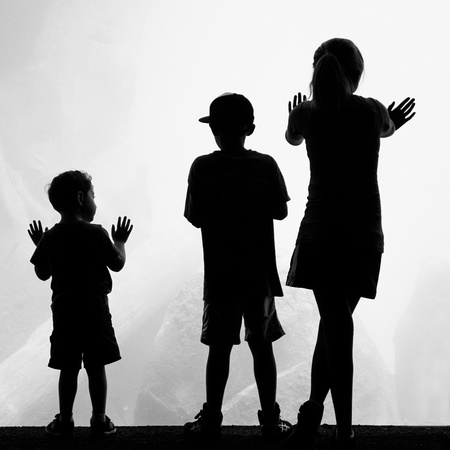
[201,296,285,346]
[49,294,121,370]
[286,242,382,299]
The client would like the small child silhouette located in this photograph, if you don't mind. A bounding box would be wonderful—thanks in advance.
[183,93,292,441]
[28,170,132,438]
[282,38,416,450]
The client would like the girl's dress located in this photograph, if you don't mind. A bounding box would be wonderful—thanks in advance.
[286,95,395,299]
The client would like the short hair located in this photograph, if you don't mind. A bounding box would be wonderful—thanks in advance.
[47,170,92,213]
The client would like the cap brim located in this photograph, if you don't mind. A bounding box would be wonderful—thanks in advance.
[199,116,210,123]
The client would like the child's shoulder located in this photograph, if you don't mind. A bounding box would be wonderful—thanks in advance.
[351,95,386,110]
[246,149,278,164]
[49,222,107,238]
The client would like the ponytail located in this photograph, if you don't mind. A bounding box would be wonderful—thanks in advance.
[310,38,364,110]
[311,53,348,110]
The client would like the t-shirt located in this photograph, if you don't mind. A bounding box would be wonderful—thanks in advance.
[30,222,121,302]
[286,95,395,252]
[184,149,290,301]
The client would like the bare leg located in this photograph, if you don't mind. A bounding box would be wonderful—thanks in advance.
[310,295,360,406]
[58,368,79,422]
[86,365,107,421]
[309,321,330,404]
[206,343,233,415]
[248,340,277,417]
[313,287,360,438]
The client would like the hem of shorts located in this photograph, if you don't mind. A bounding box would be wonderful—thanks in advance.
[48,355,122,370]
[200,337,241,346]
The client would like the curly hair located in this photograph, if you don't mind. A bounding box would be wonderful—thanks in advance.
[47,170,93,213]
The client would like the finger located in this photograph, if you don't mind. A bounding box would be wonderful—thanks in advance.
[402,103,415,115]
[288,101,292,113]
[403,99,415,111]
[404,112,416,122]
[387,102,395,111]
[397,97,411,109]
[303,94,307,102]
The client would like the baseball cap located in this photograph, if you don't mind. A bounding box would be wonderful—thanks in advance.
[199,93,254,126]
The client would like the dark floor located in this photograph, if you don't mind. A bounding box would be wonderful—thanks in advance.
[0,425,449,450]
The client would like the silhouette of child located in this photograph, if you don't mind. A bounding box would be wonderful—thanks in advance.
[28,170,133,438]
[282,38,415,450]
[183,93,292,441]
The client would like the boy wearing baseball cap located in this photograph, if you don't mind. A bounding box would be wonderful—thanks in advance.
[184,93,292,440]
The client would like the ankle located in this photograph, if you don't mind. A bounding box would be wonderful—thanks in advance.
[336,429,355,441]
[91,412,106,423]
[59,413,74,423]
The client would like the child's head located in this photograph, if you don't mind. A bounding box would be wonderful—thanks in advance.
[199,93,255,138]
[47,170,95,219]
[310,38,364,109]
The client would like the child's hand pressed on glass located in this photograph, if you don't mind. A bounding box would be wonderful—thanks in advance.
[111,216,133,243]
[28,220,48,247]
[288,93,308,113]
[388,97,416,130]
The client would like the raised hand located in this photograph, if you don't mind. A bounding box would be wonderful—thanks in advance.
[111,216,133,244]
[388,97,416,130]
[288,92,307,113]
[28,220,47,246]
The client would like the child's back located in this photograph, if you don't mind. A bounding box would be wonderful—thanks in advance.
[186,148,288,300]
[28,170,132,438]
[33,221,120,299]
[184,93,292,442]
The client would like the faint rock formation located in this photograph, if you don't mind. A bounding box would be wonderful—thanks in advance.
[394,257,450,424]
[135,270,398,425]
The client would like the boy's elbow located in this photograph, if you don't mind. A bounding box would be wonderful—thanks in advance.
[35,266,51,281]
[185,213,201,229]
[273,204,288,220]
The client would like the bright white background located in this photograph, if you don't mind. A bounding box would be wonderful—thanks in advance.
[0,0,449,425]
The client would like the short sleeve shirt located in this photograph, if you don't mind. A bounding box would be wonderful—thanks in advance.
[184,150,290,301]
[287,95,394,252]
[31,222,120,301]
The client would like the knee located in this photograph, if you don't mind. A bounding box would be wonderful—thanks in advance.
[209,343,233,358]
[85,364,106,378]
[248,340,273,357]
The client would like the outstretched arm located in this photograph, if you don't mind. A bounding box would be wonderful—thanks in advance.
[388,97,416,130]
[109,216,133,272]
[285,92,307,146]
[27,220,48,246]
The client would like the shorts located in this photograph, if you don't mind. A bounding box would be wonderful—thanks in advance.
[286,242,382,299]
[48,293,121,370]
[200,296,285,345]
